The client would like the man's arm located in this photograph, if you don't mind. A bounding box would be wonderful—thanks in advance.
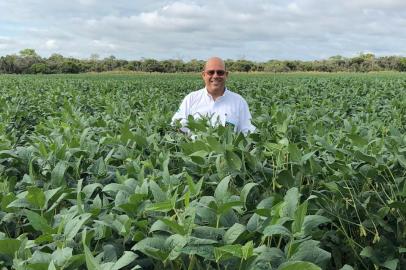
[238,99,256,135]
[171,95,190,133]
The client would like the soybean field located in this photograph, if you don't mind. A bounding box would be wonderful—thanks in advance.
[0,73,405,270]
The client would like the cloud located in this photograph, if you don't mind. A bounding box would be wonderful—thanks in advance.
[0,0,405,60]
[45,39,57,49]
[0,37,17,50]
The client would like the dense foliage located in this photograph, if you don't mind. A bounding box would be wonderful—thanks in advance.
[0,73,405,269]
[2,49,406,74]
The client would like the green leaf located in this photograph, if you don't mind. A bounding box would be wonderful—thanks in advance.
[92,157,107,177]
[241,240,254,260]
[348,134,368,147]
[133,133,147,148]
[224,223,246,244]
[278,261,321,270]
[0,239,21,256]
[225,150,242,170]
[381,259,398,270]
[102,244,117,262]
[292,201,308,234]
[120,120,133,143]
[150,220,171,234]
[190,150,208,158]
[192,226,224,241]
[214,175,231,202]
[247,213,261,232]
[64,213,92,241]
[388,202,406,214]
[289,240,330,269]
[187,116,208,132]
[1,193,17,211]
[7,197,31,208]
[206,136,224,153]
[132,236,169,261]
[214,241,254,262]
[191,155,206,165]
[159,218,185,235]
[26,186,46,209]
[253,246,285,269]
[44,187,62,208]
[146,200,172,212]
[216,201,242,215]
[52,247,73,267]
[24,209,53,234]
[48,260,57,270]
[185,175,203,197]
[181,245,214,260]
[51,161,68,187]
[165,234,188,261]
[339,265,354,270]
[214,244,243,261]
[301,151,316,163]
[187,236,218,245]
[240,182,258,208]
[263,225,292,238]
[111,251,138,270]
[288,143,301,163]
[102,183,129,195]
[277,170,296,188]
[281,187,300,218]
[354,151,376,164]
[62,253,85,269]
[360,246,373,258]
[81,228,101,270]
[182,140,209,155]
[84,244,102,270]
[29,250,52,265]
[149,180,167,202]
[302,215,331,235]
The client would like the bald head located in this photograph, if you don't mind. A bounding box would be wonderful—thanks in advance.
[204,57,226,71]
[202,56,228,100]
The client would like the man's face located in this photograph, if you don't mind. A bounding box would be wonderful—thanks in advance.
[202,59,228,96]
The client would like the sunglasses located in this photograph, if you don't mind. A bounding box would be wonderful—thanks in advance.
[205,70,226,76]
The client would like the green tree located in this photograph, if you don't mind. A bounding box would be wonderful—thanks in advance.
[29,63,49,74]
[141,59,163,72]
[185,59,204,72]
[15,48,42,73]
[0,55,18,73]
[233,60,253,72]
[397,57,406,72]
[19,48,40,58]
[61,60,80,73]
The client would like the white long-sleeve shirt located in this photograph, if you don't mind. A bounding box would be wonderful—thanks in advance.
[172,87,255,134]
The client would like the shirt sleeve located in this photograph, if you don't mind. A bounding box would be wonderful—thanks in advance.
[171,95,190,132]
[238,99,256,134]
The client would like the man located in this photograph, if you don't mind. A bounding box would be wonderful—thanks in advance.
[172,57,255,134]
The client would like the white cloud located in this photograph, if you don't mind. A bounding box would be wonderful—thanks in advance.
[0,37,12,50]
[342,0,406,9]
[0,0,405,60]
[77,0,97,6]
[45,39,57,49]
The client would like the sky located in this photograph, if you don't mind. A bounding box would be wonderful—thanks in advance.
[0,0,405,61]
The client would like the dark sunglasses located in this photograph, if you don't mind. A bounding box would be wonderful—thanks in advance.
[205,70,226,76]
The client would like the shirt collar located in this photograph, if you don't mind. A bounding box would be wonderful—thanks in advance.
[204,87,229,101]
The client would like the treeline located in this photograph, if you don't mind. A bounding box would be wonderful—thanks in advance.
[1,49,406,74]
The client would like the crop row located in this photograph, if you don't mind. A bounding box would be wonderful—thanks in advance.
[0,73,405,269]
